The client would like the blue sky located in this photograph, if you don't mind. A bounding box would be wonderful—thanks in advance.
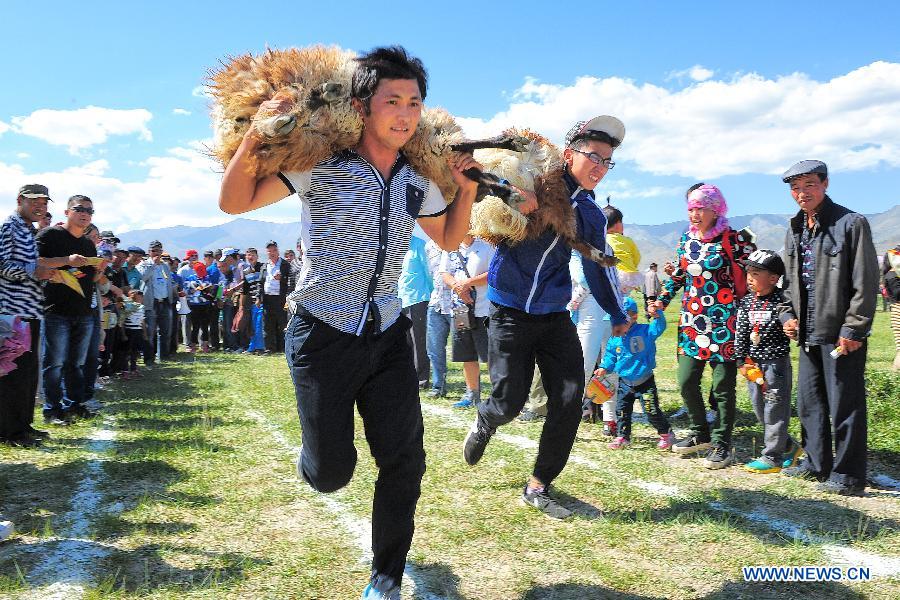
[2,1,899,233]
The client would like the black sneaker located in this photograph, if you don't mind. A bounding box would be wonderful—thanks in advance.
[2,433,42,448]
[463,416,495,466]
[521,486,573,520]
[42,410,72,426]
[26,426,50,439]
[816,480,865,497]
[781,460,827,482]
[703,444,733,469]
[672,435,711,455]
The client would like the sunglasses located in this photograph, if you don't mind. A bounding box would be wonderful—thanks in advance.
[70,205,94,215]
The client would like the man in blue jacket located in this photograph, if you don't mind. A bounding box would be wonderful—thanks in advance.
[464,116,629,519]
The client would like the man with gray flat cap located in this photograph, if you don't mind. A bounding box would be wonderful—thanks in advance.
[777,160,878,496]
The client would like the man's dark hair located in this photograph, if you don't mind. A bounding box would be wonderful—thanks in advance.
[602,205,624,229]
[685,182,705,199]
[67,194,92,208]
[571,133,620,151]
[351,46,427,114]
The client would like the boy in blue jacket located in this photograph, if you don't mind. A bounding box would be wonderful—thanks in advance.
[463,116,628,520]
[595,297,674,450]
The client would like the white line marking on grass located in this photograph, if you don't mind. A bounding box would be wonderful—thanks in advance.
[423,402,900,576]
[708,502,900,579]
[245,410,447,600]
[420,402,682,498]
[24,417,117,597]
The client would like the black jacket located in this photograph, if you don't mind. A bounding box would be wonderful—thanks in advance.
[778,196,878,344]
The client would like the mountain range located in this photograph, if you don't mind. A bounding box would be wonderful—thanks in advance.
[117,205,900,268]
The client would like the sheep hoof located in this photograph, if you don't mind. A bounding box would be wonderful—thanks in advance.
[505,135,531,153]
[307,82,345,110]
[272,114,297,136]
[321,82,344,103]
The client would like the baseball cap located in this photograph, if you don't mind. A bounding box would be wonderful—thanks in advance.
[185,249,198,259]
[782,160,827,183]
[204,250,215,257]
[18,183,52,201]
[622,297,638,313]
[221,247,240,257]
[265,240,278,248]
[742,249,785,276]
[126,245,146,255]
[148,240,163,250]
[99,230,120,244]
[565,116,626,148]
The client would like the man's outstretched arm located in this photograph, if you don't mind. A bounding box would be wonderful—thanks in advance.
[219,98,292,215]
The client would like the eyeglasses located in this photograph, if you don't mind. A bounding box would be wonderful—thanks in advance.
[70,205,94,215]
[572,149,615,169]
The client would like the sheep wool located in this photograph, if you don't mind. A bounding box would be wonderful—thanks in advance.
[207,45,463,202]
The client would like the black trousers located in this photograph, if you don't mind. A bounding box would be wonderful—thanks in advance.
[402,301,430,387]
[285,311,424,584]
[209,305,221,349]
[479,304,584,486]
[0,319,39,439]
[798,343,868,487]
[263,295,287,352]
[189,304,212,345]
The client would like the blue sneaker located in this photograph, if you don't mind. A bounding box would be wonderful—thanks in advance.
[361,583,400,599]
[782,441,803,469]
[452,389,478,409]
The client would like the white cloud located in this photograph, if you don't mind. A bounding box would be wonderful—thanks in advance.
[10,106,153,154]
[0,120,9,135]
[667,65,715,82]
[0,141,230,232]
[172,108,192,116]
[192,85,210,98]
[16,152,29,159]
[458,61,900,179]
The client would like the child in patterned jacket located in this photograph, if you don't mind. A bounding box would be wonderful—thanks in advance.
[734,249,802,473]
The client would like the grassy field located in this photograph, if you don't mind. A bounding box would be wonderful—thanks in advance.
[0,302,898,599]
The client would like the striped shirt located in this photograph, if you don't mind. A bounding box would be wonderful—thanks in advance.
[0,213,42,319]
[281,150,446,335]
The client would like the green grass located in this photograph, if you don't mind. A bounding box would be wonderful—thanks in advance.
[0,303,897,599]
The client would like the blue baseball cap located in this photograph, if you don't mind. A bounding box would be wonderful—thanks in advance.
[126,245,146,255]
[623,297,638,313]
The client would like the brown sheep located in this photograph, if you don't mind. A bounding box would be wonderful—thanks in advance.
[207,45,612,264]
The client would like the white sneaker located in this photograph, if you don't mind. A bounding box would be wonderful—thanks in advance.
[83,398,104,412]
[0,521,14,541]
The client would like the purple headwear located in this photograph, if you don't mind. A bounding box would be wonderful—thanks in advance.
[687,184,730,242]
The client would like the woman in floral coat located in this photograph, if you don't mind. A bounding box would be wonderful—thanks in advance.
[650,183,755,469]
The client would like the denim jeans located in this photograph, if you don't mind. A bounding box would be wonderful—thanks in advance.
[221,301,238,350]
[574,294,612,389]
[425,308,452,393]
[82,310,102,400]
[42,313,94,413]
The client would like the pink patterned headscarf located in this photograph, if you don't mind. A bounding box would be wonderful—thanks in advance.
[687,184,730,242]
